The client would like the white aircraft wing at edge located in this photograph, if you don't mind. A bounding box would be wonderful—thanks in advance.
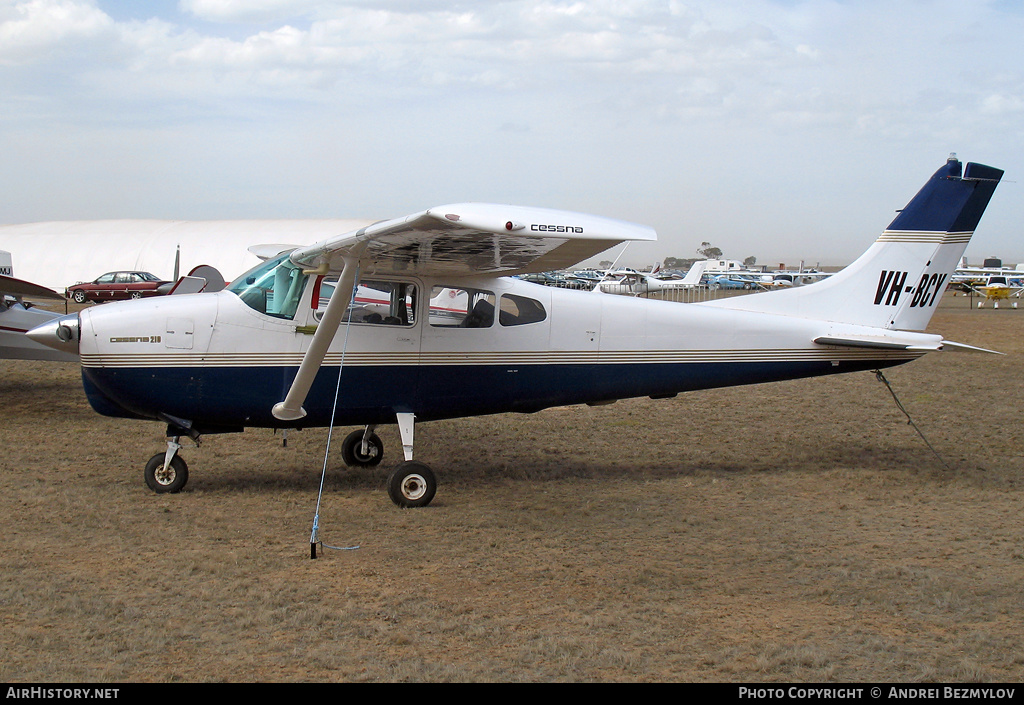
[0,274,65,301]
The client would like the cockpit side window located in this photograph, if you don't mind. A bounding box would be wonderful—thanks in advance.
[227,253,308,320]
[429,287,495,328]
[499,294,547,326]
[314,278,417,326]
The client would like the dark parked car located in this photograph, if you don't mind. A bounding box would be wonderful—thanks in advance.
[66,271,171,303]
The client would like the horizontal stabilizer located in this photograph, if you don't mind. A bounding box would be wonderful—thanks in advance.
[814,335,1001,355]
[813,335,941,352]
[938,339,1003,355]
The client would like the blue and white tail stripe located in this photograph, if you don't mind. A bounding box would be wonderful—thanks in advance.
[876,231,973,244]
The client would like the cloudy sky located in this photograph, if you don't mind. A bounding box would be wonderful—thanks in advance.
[2,0,1022,267]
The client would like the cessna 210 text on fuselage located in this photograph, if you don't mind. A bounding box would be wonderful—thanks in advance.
[29,156,1003,507]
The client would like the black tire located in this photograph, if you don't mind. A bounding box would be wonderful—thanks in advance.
[130,291,143,299]
[144,453,189,494]
[72,290,87,304]
[387,461,436,508]
[341,430,384,467]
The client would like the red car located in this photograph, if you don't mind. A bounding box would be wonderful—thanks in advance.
[66,271,171,303]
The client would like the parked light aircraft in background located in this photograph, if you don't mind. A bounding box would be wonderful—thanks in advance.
[952,257,1024,282]
[1,250,72,360]
[0,274,77,361]
[28,156,1002,508]
[0,262,228,361]
[598,261,706,295]
[757,269,834,289]
[962,275,1023,308]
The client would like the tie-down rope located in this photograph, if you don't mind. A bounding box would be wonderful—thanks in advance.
[873,369,951,471]
[310,264,362,558]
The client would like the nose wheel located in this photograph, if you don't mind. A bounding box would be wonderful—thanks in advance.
[144,448,189,493]
[143,432,195,494]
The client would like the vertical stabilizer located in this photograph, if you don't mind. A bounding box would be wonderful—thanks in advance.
[703,156,1003,330]
[680,260,707,287]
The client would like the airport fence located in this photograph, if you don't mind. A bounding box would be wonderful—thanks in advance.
[642,287,755,303]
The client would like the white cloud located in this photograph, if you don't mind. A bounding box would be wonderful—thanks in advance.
[179,0,313,23]
[1,1,1023,263]
[980,93,1024,116]
[0,0,115,64]
[0,2,824,110]
[178,0,470,24]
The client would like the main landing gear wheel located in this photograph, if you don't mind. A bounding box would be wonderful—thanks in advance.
[144,453,189,494]
[341,430,384,467]
[387,461,436,508]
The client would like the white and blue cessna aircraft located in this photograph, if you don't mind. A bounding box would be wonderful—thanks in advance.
[28,156,1002,507]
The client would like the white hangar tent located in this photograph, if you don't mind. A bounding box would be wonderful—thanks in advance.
[0,219,374,293]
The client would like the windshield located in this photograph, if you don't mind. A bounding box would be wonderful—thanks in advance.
[227,252,308,320]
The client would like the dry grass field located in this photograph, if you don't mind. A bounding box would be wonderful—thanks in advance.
[1,291,1022,683]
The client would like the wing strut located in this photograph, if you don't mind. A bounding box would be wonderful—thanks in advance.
[272,257,360,421]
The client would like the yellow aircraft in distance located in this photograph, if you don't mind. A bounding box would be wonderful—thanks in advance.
[967,275,1024,308]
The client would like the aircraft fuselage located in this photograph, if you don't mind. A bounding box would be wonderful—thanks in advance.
[71,269,925,435]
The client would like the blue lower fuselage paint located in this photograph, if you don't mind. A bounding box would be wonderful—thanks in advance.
[83,356,909,432]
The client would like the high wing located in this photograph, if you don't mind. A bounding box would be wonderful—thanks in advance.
[272,203,657,421]
[0,274,65,301]
[287,203,656,277]
[1,275,76,361]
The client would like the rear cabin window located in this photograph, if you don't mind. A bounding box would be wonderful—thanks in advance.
[499,294,546,326]
[429,287,495,328]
